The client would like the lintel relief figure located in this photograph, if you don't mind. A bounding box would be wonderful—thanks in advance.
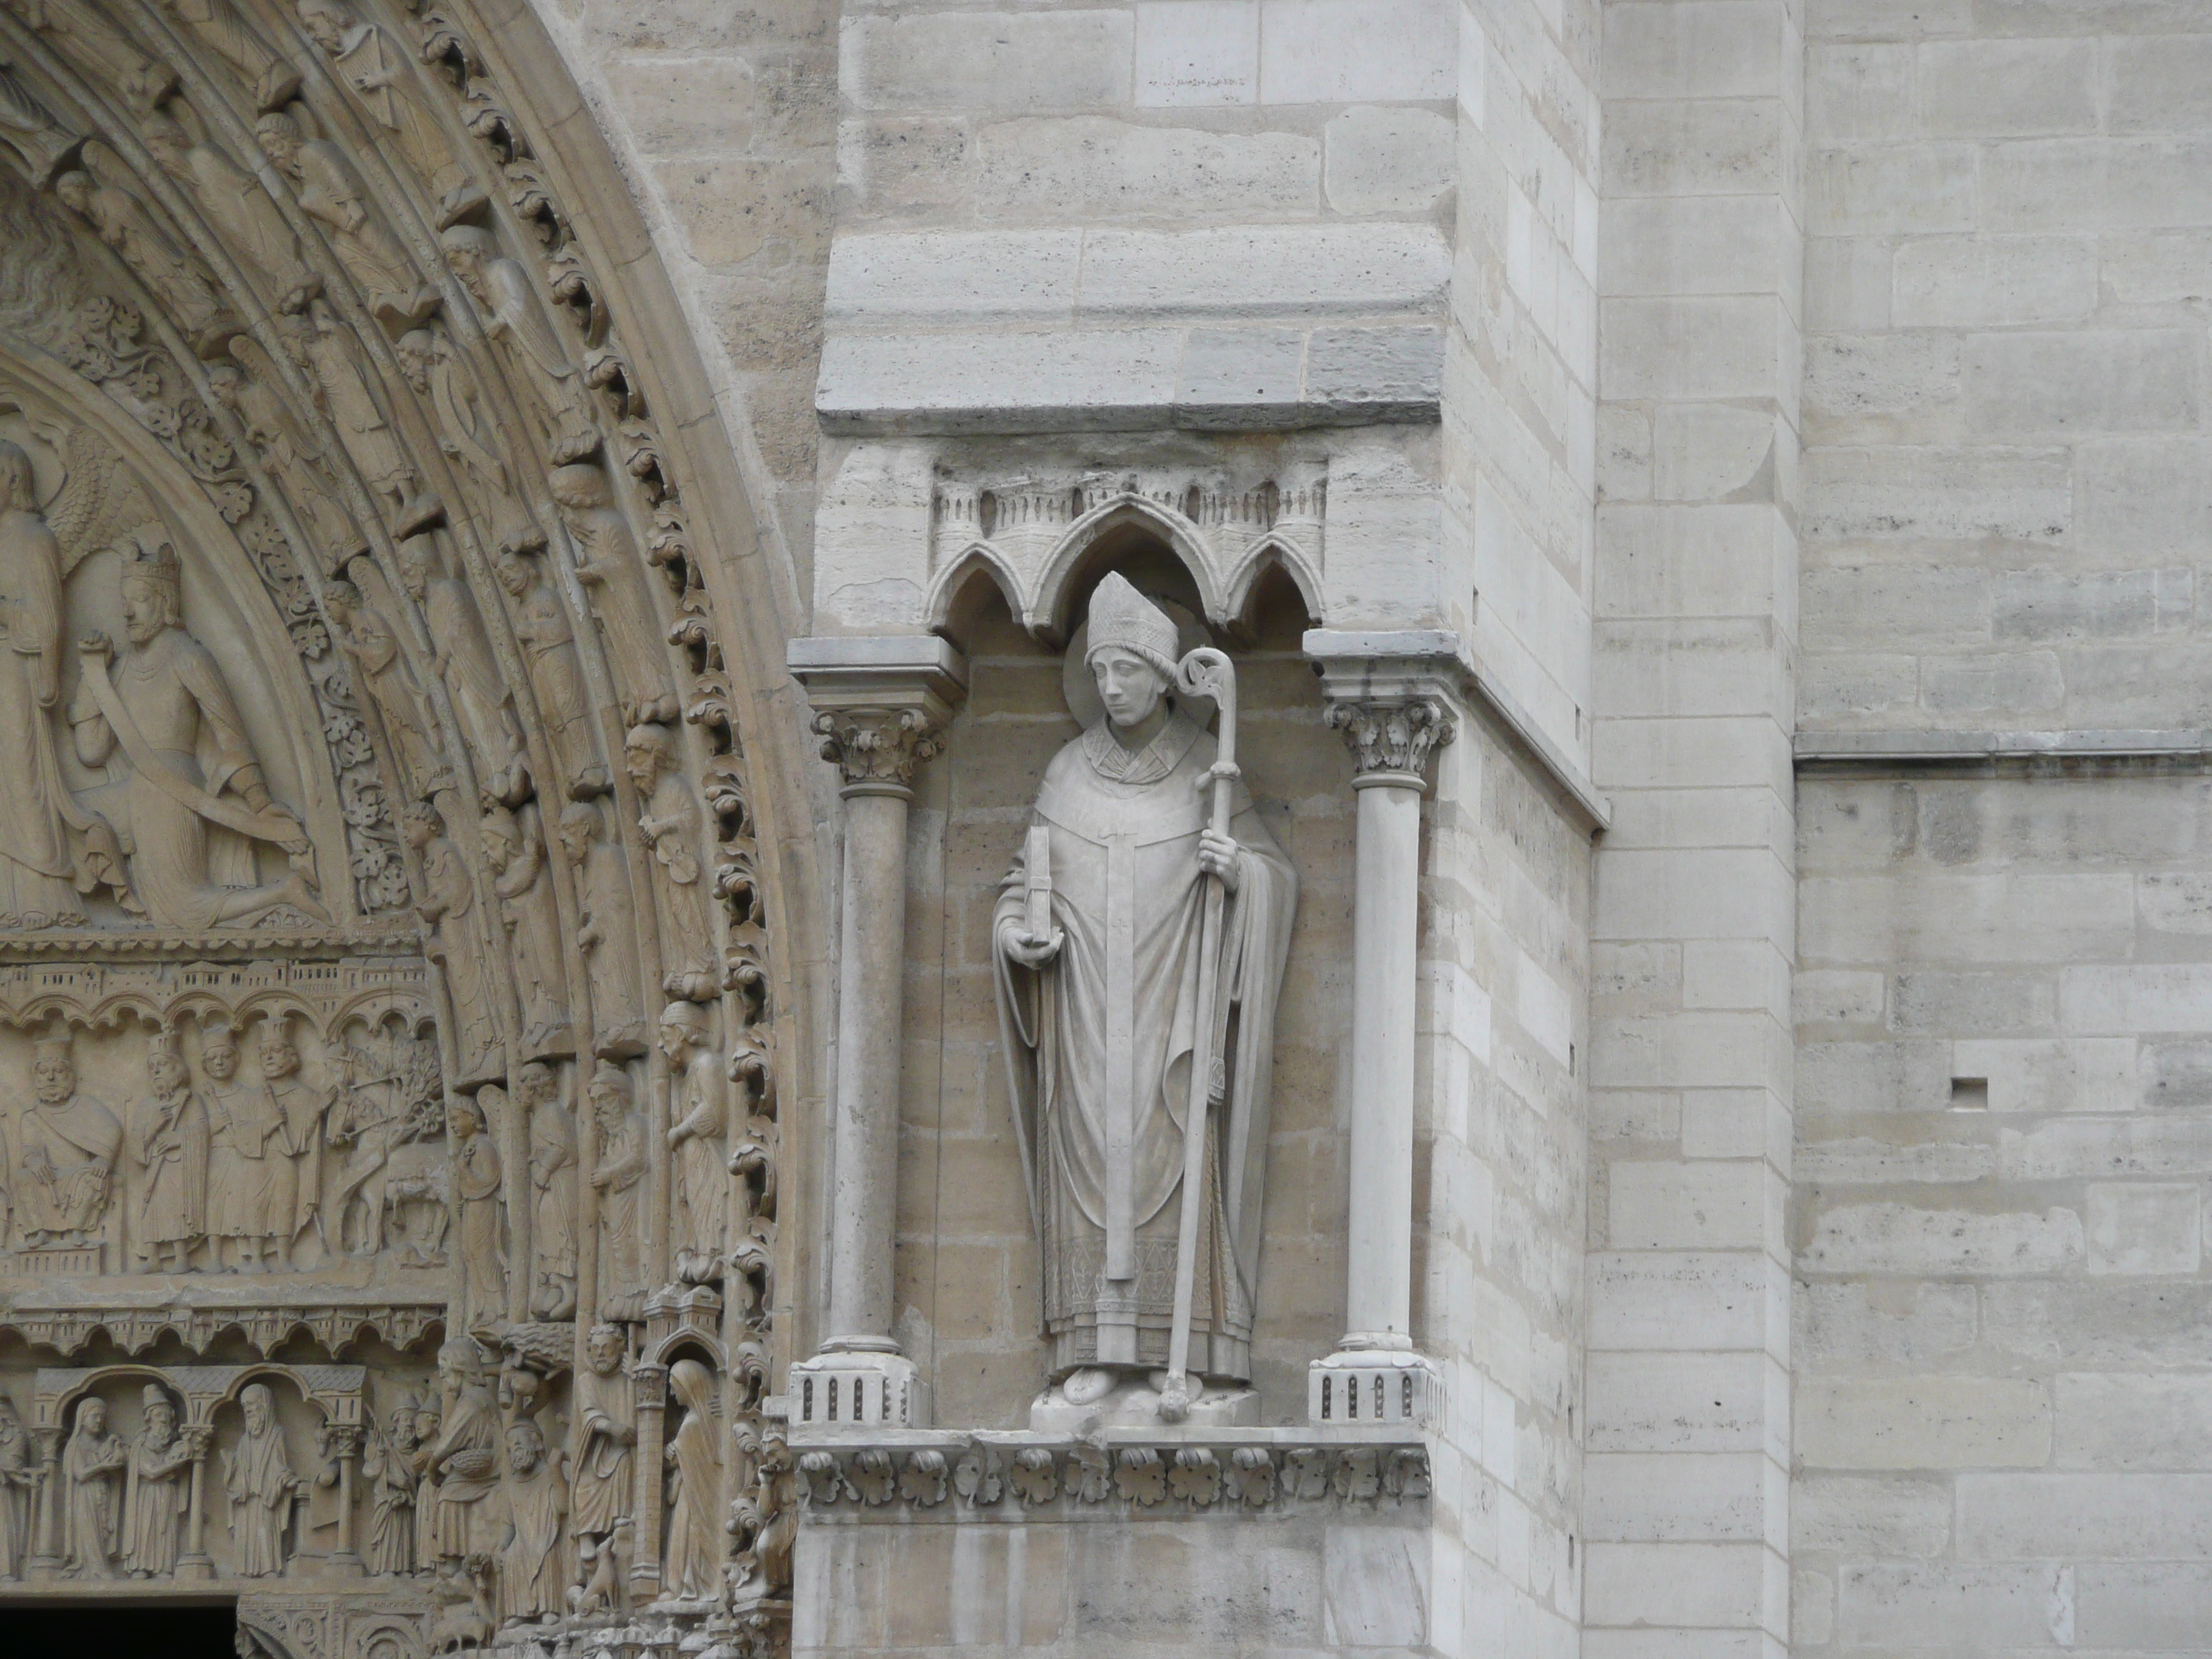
[992,574,1295,1415]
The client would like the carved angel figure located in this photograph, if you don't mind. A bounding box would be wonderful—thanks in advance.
[68,537,327,930]
[439,225,597,464]
[140,106,317,310]
[0,441,88,927]
[624,721,711,995]
[61,1394,126,1578]
[551,462,670,709]
[296,0,485,225]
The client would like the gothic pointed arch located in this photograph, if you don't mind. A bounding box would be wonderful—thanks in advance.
[0,0,815,1645]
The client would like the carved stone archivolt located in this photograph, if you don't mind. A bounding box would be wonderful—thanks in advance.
[0,0,796,1647]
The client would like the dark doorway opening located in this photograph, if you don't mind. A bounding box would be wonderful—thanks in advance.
[4,1601,235,1658]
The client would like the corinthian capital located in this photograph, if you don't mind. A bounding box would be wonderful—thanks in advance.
[1325,696,1455,781]
[814,707,945,794]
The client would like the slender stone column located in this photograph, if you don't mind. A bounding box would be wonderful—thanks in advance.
[786,637,965,1431]
[323,1423,365,1575]
[1305,641,1456,1426]
[177,1424,213,1580]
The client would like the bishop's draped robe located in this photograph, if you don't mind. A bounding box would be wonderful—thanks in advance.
[994,711,1295,1380]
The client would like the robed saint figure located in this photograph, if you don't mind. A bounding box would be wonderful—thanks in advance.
[993,574,1295,1384]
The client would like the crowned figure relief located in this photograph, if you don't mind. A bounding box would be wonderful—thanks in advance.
[68,535,326,930]
[17,1026,122,1250]
[992,575,1295,1416]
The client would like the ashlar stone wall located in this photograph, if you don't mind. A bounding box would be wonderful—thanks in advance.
[1795,770,2212,1654]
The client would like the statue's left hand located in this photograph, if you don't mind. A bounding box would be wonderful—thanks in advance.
[1197,829,1241,891]
[76,630,112,665]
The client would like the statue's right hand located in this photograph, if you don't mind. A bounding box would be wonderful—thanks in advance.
[77,630,112,665]
[999,919,1063,968]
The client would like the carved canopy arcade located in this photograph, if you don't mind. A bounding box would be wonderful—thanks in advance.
[0,3,806,1655]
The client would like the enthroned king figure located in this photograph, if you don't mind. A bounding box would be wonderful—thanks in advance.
[993,573,1296,1408]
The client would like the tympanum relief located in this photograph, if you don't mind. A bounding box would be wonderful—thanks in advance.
[0,0,788,1646]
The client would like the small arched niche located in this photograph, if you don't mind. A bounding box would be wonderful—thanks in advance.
[898,521,1350,1431]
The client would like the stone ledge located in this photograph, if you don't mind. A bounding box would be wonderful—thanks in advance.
[790,1428,1429,1521]
[1796,728,2212,769]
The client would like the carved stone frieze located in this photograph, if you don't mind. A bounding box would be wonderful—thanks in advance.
[1324,693,1457,781]
[793,1433,1430,1519]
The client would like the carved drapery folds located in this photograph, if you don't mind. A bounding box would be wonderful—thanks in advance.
[0,0,789,1642]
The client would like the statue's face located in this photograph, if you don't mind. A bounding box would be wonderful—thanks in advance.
[55,175,89,214]
[260,1035,298,1079]
[395,336,433,393]
[203,1038,237,1081]
[481,823,513,871]
[300,1,347,50]
[149,1052,184,1094]
[145,1404,174,1446]
[591,1083,625,1126]
[244,1396,269,1434]
[557,814,591,864]
[588,1330,621,1375]
[624,737,660,788]
[397,544,429,601]
[493,552,529,597]
[657,1020,693,1062]
[34,1055,72,1103]
[255,125,297,171]
[506,1425,539,1473]
[1090,648,1168,730]
[415,1408,439,1441]
[80,1400,105,1434]
[122,575,166,644]
[447,1102,478,1141]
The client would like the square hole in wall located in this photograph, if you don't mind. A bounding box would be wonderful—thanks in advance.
[1951,1076,1990,1110]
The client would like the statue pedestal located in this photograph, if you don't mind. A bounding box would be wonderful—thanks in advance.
[1307,1349,1440,1428]
[789,1350,928,1429]
[1029,1370,1258,1434]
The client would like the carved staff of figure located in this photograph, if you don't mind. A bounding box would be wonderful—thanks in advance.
[660,1359,719,1599]
[992,575,1295,1408]
[362,1393,418,1575]
[0,1398,33,1580]
[497,1417,566,1623]
[122,1385,191,1578]
[448,1093,504,1329]
[60,1395,125,1578]
[132,1030,208,1272]
[221,1383,297,1577]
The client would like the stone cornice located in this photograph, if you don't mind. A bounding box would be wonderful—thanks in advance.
[1304,629,1611,832]
[790,1426,1429,1519]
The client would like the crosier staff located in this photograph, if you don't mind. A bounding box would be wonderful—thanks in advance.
[1158,644,1237,1424]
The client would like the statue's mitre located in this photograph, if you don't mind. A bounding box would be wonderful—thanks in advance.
[1084,572,1180,674]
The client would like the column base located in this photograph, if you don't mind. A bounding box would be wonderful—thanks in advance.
[1308,1349,1441,1428]
[790,1349,930,1429]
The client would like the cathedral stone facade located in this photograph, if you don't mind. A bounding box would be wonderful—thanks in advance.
[0,1,2197,1658]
